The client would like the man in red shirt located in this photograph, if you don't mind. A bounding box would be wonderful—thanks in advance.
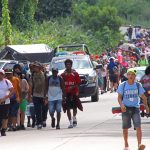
[61,59,81,128]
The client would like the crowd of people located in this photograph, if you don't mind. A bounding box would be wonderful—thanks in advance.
[94,27,150,94]
[0,25,150,150]
[0,59,82,136]
[92,26,150,150]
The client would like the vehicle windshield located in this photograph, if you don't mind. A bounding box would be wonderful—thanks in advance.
[136,69,145,81]
[3,63,16,70]
[0,62,5,69]
[52,58,93,70]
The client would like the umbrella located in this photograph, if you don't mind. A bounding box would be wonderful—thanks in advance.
[119,43,136,51]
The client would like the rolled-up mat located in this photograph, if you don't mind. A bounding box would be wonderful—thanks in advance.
[112,104,145,114]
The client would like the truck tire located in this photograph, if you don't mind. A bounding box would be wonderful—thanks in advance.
[91,88,99,102]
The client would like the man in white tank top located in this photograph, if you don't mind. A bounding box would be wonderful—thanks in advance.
[47,67,65,129]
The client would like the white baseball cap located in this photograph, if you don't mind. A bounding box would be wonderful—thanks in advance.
[0,69,5,75]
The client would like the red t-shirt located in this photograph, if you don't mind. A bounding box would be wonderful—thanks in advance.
[61,70,81,95]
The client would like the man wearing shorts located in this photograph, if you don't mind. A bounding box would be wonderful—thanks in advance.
[61,59,81,128]
[5,69,21,131]
[0,69,14,136]
[117,68,149,150]
[47,67,65,129]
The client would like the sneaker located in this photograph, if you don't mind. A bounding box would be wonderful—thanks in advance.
[56,124,60,130]
[32,121,35,128]
[42,121,46,127]
[12,127,16,131]
[37,124,42,130]
[73,121,77,127]
[16,125,20,130]
[8,127,13,131]
[20,125,26,130]
[51,118,55,128]
[68,124,73,128]
[27,122,31,127]
[123,147,130,150]
[1,129,6,136]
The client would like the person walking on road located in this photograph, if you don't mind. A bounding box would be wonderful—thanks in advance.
[6,69,22,131]
[117,68,149,150]
[127,25,133,41]
[0,69,14,136]
[107,57,119,92]
[61,59,81,128]
[28,62,47,129]
[47,67,65,129]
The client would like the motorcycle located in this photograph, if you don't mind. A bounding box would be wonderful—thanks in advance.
[141,90,150,118]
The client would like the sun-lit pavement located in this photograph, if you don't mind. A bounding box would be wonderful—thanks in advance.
[1,92,150,150]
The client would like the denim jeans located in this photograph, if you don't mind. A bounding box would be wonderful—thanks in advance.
[122,107,141,129]
[42,103,48,122]
[32,97,45,125]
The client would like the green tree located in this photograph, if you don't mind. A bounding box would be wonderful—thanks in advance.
[10,0,38,31]
[73,3,122,32]
[2,0,12,45]
[35,0,73,22]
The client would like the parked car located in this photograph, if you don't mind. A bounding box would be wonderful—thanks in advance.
[0,60,18,70]
[50,51,99,102]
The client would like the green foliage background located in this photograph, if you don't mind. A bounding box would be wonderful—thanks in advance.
[0,0,150,54]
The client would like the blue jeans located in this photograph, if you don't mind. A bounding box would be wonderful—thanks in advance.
[9,101,19,117]
[32,97,45,125]
[122,107,141,129]
[48,100,62,114]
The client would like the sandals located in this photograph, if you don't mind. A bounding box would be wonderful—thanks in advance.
[138,144,145,150]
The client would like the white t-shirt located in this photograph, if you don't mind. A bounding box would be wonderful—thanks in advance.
[0,79,13,104]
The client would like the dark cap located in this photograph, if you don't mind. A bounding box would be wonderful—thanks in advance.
[52,67,58,72]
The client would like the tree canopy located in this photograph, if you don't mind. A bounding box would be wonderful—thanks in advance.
[0,0,149,53]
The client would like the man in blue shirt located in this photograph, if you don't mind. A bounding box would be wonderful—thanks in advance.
[117,68,149,150]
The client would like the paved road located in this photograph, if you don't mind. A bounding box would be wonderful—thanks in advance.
[1,92,150,150]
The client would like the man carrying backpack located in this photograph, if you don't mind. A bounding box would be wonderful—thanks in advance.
[47,67,65,129]
[117,68,149,150]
